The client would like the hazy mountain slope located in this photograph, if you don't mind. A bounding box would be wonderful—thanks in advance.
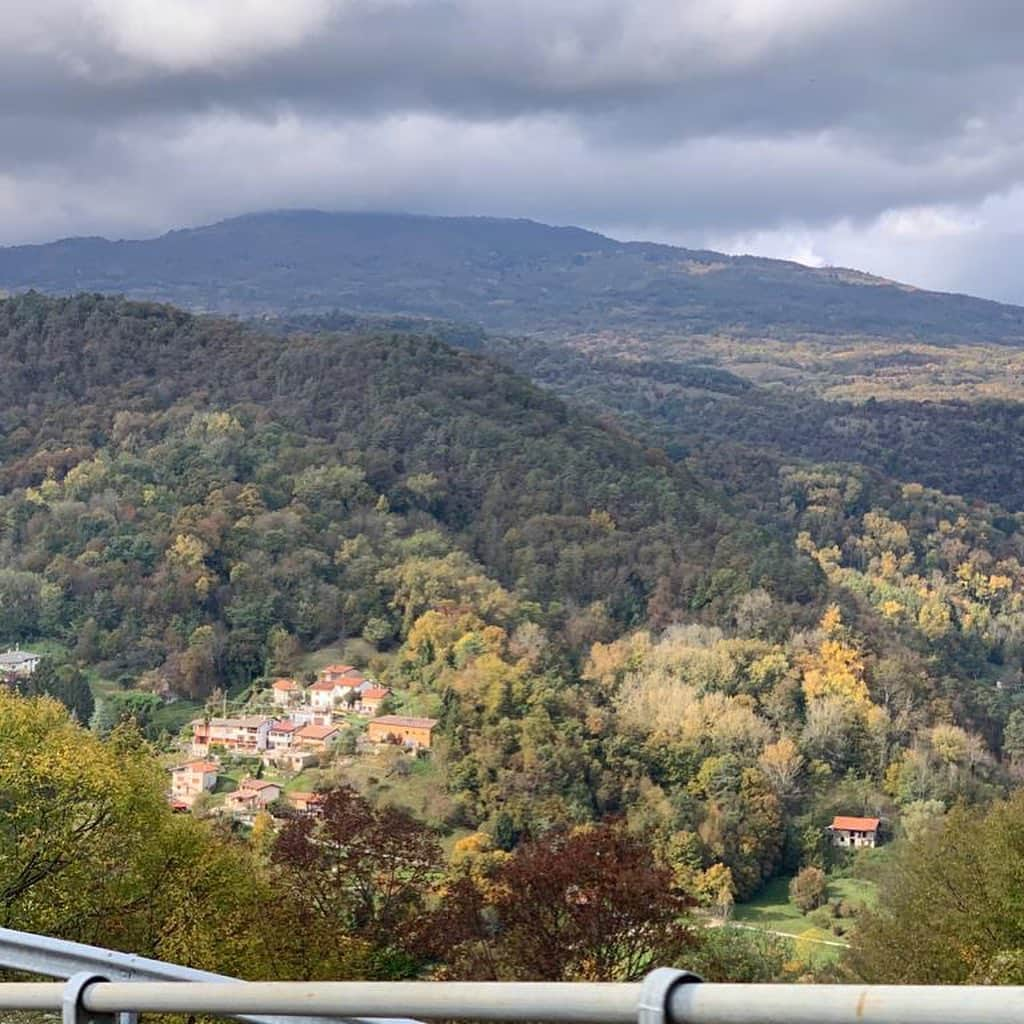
[3,210,1023,342]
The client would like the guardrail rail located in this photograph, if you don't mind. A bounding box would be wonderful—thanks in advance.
[0,929,1019,1024]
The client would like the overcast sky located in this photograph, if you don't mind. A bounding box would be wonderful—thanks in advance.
[5,0,1024,301]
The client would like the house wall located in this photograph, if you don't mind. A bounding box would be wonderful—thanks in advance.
[367,723,434,748]
[831,828,877,848]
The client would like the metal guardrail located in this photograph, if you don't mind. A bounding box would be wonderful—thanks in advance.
[0,975,1023,1024]
[1,930,1021,1024]
[0,927,417,1024]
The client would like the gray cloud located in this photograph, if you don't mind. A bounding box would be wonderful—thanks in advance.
[5,0,1024,299]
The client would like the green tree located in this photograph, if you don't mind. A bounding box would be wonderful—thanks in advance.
[849,793,1024,982]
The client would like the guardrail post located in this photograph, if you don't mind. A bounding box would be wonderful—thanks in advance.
[638,968,702,1024]
[63,972,114,1024]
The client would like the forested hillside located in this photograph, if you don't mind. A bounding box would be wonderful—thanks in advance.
[3,211,1024,342]
[0,292,803,693]
[5,291,1024,985]
[478,334,1024,511]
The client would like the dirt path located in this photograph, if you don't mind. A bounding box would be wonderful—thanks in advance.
[720,920,849,948]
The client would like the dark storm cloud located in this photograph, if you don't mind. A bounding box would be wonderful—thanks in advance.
[5,0,1024,298]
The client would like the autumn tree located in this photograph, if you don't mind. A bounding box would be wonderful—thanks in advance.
[801,605,871,706]
[0,690,273,977]
[789,866,827,913]
[428,823,697,981]
[271,785,441,977]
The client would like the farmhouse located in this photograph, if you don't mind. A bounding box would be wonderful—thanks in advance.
[267,720,300,750]
[367,714,437,750]
[828,815,881,848]
[288,791,326,816]
[319,663,360,684]
[357,686,391,715]
[308,679,340,710]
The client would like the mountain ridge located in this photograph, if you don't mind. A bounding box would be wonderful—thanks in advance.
[2,209,1022,343]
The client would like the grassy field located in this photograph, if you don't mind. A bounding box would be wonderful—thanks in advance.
[730,872,877,966]
[299,640,382,676]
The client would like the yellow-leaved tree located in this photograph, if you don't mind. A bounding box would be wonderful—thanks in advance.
[0,690,275,977]
[801,605,871,706]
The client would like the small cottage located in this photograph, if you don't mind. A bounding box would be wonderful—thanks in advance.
[357,686,392,716]
[0,648,41,679]
[828,815,881,848]
[294,723,341,751]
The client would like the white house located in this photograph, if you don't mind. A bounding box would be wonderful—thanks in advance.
[828,815,881,848]
[271,678,302,707]
[308,679,339,710]
[169,760,218,808]
[267,720,300,750]
[0,648,41,678]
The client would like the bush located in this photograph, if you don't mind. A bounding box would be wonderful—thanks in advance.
[789,866,828,913]
[808,906,833,930]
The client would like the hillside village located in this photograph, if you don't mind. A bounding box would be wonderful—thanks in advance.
[168,663,437,821]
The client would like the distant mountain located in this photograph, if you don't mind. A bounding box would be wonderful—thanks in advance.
[2,210,1023,343]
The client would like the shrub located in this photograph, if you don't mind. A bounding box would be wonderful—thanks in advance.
[789,866,828,913]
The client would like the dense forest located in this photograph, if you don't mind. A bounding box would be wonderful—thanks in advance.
[4,290,1024,985]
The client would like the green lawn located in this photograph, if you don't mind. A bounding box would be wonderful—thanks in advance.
[730,873,877,966]
[829,875,878,910]
[282,768,322,793]
[732,877,827,937]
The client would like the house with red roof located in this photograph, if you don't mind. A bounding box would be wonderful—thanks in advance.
[226,777,282,814]
[319,663,359,682]
[267,719,300,750]
[828,815,881,848]
[308,674,369,710]
[294,723,341,751]
[271,678,302,707]
[308,679,341,710]
[169,760,219,808]
[356,686,392,716]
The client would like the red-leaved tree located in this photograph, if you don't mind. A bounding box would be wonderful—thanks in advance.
[425,823,697,980]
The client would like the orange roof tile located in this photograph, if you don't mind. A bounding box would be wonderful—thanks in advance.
[272,678,300,690]
[295,724,340,740]
[370,715,437,729]
[238,777,279,791]
[830,816,880,831]
[174,760,219,774]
